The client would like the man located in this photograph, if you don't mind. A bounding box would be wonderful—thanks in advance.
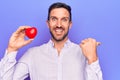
[12,2,103,80]
[0,26,33,80]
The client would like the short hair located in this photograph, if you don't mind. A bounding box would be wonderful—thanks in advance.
[47,2,72,21]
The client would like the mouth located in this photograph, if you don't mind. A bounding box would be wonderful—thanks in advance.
[54,27,64,35]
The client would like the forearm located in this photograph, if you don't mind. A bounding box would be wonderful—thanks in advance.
[86,60,103,80]
[13,62,29,80]
[0,50,17,80]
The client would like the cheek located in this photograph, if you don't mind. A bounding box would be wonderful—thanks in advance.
[66,27,70,32]
[49,23,56,29]
[65,24,70,30]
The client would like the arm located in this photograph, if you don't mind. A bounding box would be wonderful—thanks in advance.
[85,60,103,80]
[0,26,33,80]
[80,38,103,80]
[0,51,17,80]
[7,26,34,53]
[13,62,29,80]
[13,48,32,80]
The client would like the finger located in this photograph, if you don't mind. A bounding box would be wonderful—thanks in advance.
[23,39,34,46]
[84,39,89,42]
[13,26,31,38]
[81,40,85,44]
[97,42,101,46]
[15,26,31,34]
[79,43,83,48]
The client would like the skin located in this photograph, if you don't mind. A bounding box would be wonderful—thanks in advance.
[47,8,100,64]
[7,26,33,53]
[47,8,72,54]
[80,38,100,64]
[7,8,100,64]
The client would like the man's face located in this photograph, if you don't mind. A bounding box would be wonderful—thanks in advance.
[47,8,72,42]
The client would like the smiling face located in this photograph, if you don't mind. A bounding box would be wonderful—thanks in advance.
[47,8,72,42]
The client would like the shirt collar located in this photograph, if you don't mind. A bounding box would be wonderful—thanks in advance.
[48,39,72,48]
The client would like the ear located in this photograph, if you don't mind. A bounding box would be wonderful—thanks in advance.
[69,21,72,29]
[46,20,50,28]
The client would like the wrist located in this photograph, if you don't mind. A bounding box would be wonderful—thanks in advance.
[87,57,98,64]
[7,47,18,53]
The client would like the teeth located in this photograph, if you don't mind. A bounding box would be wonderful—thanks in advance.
[55,28,63,34]
[56,29,62,32]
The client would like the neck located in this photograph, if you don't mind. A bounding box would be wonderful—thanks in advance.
[52,37,68,56]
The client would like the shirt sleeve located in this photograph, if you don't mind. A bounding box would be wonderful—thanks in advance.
[0,50,17,80]
[86,60,103,80]
[13,49,31,80]
[13,62,29,80]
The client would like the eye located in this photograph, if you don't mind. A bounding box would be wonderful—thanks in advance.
[51,17,57,21]
[62,17,69,22]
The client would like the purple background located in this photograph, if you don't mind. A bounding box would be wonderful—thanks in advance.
[0,0,120,80]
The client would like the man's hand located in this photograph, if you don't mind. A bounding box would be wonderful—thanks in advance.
[80,38,100,64]
[7,26,34,53]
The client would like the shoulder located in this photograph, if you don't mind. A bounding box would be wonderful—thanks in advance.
[18,43,48,62]
[27,44,47,52]
[70,42,82,51]
[26,43,48,56]
[70,41,85,55]
[71,42,86,61]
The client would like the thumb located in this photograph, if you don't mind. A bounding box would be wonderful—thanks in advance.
[97,42,101,46]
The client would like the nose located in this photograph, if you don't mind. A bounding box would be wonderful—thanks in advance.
[56,20,62,27]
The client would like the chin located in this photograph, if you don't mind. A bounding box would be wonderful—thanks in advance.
[54,36,67,42]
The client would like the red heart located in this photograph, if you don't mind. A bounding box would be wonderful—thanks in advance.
[25,27,37,39]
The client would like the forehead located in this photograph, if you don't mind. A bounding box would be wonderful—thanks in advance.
[50,8,69,17]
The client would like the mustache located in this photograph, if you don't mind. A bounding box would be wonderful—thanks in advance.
[54,26,65,30]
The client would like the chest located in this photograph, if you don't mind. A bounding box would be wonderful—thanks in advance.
[28,47,85,80]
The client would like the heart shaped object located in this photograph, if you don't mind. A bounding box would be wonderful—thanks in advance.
[25,27,37,39]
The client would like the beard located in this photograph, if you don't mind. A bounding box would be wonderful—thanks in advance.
[49,26,69,42]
